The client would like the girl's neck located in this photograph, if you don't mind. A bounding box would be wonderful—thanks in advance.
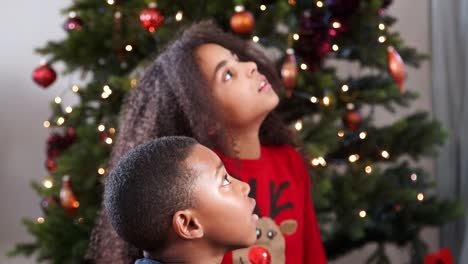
[224,127,261,160]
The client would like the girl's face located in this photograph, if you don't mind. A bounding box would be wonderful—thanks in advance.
[195,43,279,130]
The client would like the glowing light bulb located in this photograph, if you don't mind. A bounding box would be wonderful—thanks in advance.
[332,21,341,29]
[378,36,386,43]
[260,5,266,11]
[348,154,359,163]
[323,96,330,106]
[316,1,324,8]
[311,158,320,166]
[234,5,244,12]
[105,137,113,144]
[109,128,116,134]
[359,210,367,218]
[310,96,318,103]
[72,85,79,93]
[43,121,51,128]
[107,0,114,5]
[318,157,326,166]
[381,150,390,159]
[359,132,367,139]
[252,36,259,43]
[341,84,349,92]
[365,166,372,174]
[98,124,105,132]
[379,23,385,30]
[337,130,344,137]
[125,45,133,52]
[293,33,300,40]
[300,63,308,70]
[65,106,73,113]
[295,121,303,131]
[54,97,62,104]
[332,44,339,51]
[43,178,53,189]
[98,168,105,175]
[56,117,65,126]
[37,217,45,224]
[410,173,418,181]
[417,193,424,201]
[175,11,183,21]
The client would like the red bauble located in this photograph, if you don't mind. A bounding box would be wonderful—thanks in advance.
[45,158,57,173]
[230,9,255,34]
[281,49,298,97]
[343,110,362,130]
[139,6,164,33]
[63,17,83,31]
[248,246,271,264]
[387,46,406,92]
[60,175,78,216]
[32,64,56,88]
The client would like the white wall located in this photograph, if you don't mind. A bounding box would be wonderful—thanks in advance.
[0,1,436,263]
[0,1,68,263]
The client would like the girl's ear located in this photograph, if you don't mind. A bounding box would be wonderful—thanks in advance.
[172,210,204,240]
[208,123,221,135]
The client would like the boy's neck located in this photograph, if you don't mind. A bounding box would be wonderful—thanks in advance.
[145,241,225,264]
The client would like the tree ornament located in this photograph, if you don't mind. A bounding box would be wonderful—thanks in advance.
[297,10,330,70]
[382,0,393,9]
[248,245,271,264]
[41,196,60,213]
[139,3,164,33]
[45,158,57,173]
[60,175,78,216]
[327,0,360,19]
[281,49,298,97]
[387,46,406,92]
[63,17,83,31]
[343,110,362,130]
[32,64,56,88]
[230,6,255,34]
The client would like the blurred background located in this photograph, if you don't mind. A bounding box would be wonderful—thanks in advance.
[0,0,466,263]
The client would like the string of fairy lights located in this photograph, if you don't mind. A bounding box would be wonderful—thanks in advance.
[35,0,422,225]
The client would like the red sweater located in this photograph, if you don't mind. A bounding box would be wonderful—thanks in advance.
[217,145,327,264]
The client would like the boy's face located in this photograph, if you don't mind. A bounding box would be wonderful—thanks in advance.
[195,43,279,129]
[187,144,258,249]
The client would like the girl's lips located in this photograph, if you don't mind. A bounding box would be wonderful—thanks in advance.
[258,80,272,93]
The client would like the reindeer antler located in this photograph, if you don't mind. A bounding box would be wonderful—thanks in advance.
[270,180,293,219]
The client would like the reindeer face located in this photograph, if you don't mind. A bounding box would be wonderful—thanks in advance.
[232,217,297,264]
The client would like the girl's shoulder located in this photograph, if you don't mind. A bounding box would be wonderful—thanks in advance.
[262,144,304,163]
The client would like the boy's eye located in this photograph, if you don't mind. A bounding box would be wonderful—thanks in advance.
[222,174,232,186]
[223,70,233,82]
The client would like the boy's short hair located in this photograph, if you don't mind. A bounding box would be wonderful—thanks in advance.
[104,136,198,252]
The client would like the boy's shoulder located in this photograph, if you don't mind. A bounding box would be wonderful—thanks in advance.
[135,258,163,264]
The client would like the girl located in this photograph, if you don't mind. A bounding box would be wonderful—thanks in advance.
[88,21,326,264]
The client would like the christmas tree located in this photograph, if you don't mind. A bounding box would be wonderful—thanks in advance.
[9,0,462,263]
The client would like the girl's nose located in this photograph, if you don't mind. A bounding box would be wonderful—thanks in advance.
[245,61,258,77]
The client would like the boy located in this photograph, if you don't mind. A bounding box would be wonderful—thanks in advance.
[104,136,259,264]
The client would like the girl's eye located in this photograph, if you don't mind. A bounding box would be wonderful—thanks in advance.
[223,70,233,82]
[222,174,232,186]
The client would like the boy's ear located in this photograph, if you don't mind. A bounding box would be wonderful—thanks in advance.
[172,210,204,240]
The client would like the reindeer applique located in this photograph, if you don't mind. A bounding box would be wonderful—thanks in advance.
[233,179,298,264]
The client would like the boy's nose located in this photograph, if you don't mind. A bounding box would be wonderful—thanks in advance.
[240,179,251,196]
